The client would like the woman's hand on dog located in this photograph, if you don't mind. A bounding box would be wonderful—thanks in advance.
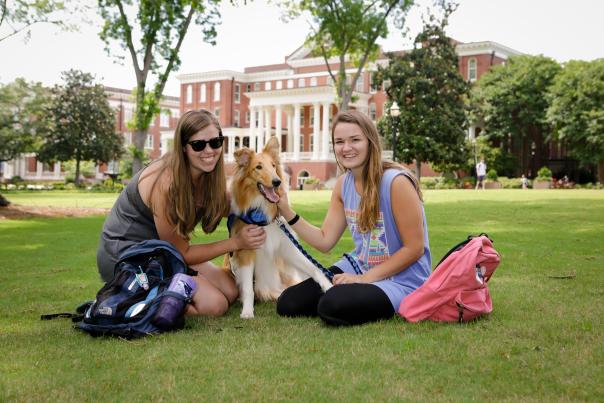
[276,189,295,221]
[235,224,266,250]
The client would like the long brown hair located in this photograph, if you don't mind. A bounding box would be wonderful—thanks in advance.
[331,110,422,233]
[152,109,228,239]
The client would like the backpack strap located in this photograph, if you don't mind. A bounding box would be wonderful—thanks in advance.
[41,312,84,322]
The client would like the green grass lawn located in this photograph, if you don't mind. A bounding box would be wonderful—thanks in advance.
[1,189,603,401]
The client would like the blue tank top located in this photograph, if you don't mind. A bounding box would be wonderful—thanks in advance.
[334,168,432,309]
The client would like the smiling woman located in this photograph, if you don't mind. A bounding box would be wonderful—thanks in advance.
[95,109,267,318]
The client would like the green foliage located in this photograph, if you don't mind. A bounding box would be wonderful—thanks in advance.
[119,145,151,180]
[486,168,498,182]
[279,0,413,110]
[536,166,553,181]
[471,55,561,175]
[546,59,604,171]
[0,0,84,42]
[37,69,123,186]
[97,0,221,174]
[0,78,51,162]
[378,7,469,177]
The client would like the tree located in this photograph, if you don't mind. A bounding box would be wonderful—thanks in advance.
[97,0,221,174]
[547,59,604,182]
[0,0,82,42]
[0,78,50,206]
[280,0,413,111]
[377,6,469,179]
[471,55,561,177]
[37,70,123,186]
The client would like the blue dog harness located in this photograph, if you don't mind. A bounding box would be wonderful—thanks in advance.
[226,208,334,281]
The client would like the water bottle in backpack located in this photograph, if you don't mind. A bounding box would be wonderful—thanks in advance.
[152,273,197,330]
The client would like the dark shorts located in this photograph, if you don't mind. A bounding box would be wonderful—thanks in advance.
[477,175,485,182]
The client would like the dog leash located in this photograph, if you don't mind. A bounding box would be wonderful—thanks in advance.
[275,217,335,281]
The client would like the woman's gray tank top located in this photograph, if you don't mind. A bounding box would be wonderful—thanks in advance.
[96,169,159,282]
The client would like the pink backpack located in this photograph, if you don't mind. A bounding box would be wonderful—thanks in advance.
[399,235,500,323]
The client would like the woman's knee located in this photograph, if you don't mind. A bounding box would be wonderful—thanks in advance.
[317,289,351,325]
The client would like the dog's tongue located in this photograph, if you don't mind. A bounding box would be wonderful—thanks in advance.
[262,185,280,203]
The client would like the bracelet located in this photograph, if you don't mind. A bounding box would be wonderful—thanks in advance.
[287,213,300,226]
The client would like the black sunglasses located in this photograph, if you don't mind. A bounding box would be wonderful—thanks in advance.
[188,135,224,152]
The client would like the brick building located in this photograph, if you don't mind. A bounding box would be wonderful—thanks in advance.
[1,87,180,182]
[177,41,521,187]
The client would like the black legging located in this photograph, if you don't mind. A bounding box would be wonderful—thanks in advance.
[276,267,394,326]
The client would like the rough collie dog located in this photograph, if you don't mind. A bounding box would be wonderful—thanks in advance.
[227,137,332,318]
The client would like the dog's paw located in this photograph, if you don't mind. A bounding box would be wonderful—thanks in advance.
[240,309,255,319]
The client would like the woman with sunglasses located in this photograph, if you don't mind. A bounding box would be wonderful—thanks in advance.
[96,109,266,317]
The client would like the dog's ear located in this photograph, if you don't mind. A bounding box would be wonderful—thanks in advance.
[264,136,281,163]
[234,148,254,168]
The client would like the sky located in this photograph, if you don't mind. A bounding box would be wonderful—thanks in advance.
[1,0,603,97]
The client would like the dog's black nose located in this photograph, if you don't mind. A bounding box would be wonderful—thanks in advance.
[272,178,282,188]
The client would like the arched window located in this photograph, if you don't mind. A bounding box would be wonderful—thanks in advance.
[200,84,206,102]
[468,58,477,82]
[186,85,192,103]
[214,82,221,101]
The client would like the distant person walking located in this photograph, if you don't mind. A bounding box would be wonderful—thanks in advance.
[475,157,487,190]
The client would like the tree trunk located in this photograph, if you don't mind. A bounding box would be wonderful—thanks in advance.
[415,159,422,180]
[132,129,147,175]
[0,193,10,207]
[598,161,604,183]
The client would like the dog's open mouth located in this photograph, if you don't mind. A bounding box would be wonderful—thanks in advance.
[257,183,280,203]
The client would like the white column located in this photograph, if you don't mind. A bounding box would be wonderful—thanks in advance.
[321,102,331,159]
[264,107,272,145]
[275,105,282,147]
[286,109,293,153]
[293,103,301,160]
[257,106,265,151]
[36,161,43,179]
[312,102,320,159]
[54,162,61,178]
[228,134,236,160]
[248,106,256,151]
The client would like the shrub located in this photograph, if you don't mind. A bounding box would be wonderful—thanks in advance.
[499,176,523,189]
[486,169,499,182]
[536,166,553,181]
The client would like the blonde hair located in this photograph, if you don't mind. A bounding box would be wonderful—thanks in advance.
[331,110,422,233]
[151,109,228,239]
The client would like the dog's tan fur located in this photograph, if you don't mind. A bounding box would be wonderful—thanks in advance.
[226,137,332,318]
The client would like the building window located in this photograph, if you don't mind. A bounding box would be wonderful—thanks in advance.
[124,107,133,124]
[300,108,305,127]
[276,80,283,90]
[214,82,221,101]
[124,132,132,145]
[310,77,317,87]
[234,84,241,103]
[160,111,170,127]
[287,79,294,89]
[265,81,272,91]
[383,79,391,90]
[200,84,206,102]
[254,82,260,91]
[186,85,192,103]
[309,106,314,127]
[468,58,477,82]
[145,134,153,149]
[310,134,314,152]
[355,75,364,92]
[298,78,305,88]
[234,110,240,127]
[254,111,259,128]
[246,84,252,92]
[327,76,334,86]
[214,108,220,119]
[299,135,304,152]
[369,103,376,121]
[370,74,378,93]
[246,111,250,123]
